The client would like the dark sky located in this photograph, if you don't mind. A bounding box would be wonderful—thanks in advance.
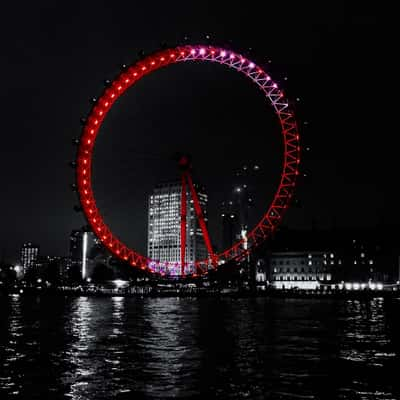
[0,1,392,262]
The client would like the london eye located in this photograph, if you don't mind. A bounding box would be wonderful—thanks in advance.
[75,44,301,277]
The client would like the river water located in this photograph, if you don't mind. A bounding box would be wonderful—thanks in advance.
[0,295,399,399]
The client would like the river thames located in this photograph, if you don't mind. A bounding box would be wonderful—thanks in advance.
[0,295,399,399]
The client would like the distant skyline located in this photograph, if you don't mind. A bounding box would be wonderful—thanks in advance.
[0,1,392,262]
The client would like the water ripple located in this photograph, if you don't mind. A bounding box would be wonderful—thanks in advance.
[0,296,399,398]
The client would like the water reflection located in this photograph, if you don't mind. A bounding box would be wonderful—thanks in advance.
[104,297,125,375]
[63,297,96,398]
[336,299,397,399]
[340,299,390,365]
[0,296,399,399]
[140,299,202,397]
[0,295,23,396]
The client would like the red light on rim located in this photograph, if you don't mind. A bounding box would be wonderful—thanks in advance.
[75,44,300,277]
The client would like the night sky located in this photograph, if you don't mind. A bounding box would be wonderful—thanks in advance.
[0,1,391,262]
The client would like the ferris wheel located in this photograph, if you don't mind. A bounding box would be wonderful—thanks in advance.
[75,44,301,277]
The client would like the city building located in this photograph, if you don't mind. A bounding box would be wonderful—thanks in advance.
[20,242,39,276]
[28,255,62,283]
[59,256,73,282]
[265,226,400,286]
[220,182,254,252]
[221,209,238,251]
[268,251,340,289]
[147,181,209,275]
[69,228,99,280]
[339,238,382,282]
[255,259,267,284]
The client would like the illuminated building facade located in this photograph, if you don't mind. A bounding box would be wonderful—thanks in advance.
[269,251,339,289]
[20,242,39,276]
[147,181,208,275]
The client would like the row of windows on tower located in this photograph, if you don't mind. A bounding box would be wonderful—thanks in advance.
[271,260,339,266]
[273,267,331,274]
[273,275,332,281]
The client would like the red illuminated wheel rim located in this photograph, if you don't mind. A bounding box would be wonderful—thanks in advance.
[75,45,301,275]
